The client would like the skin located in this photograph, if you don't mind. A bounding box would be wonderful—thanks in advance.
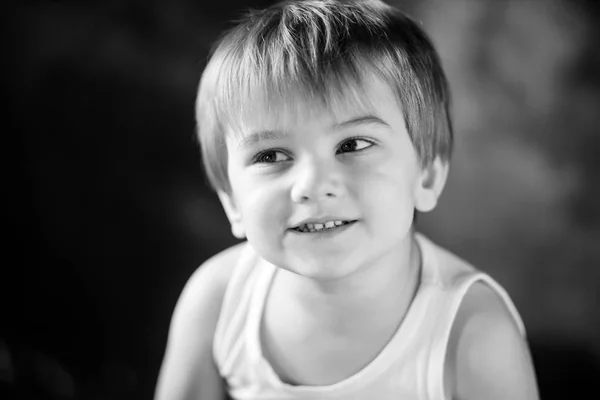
[220,75,445,282]
[447,282,540,400]
[154,244,242,400]
[218,74,448,384]
[155,73,539,399]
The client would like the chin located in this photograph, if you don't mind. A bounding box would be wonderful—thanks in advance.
[283,255,361,281]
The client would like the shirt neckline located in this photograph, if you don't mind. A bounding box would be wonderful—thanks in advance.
[246,233,435,395]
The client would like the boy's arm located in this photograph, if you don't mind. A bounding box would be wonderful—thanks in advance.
[447,282,539,400]
[154,243,245,400]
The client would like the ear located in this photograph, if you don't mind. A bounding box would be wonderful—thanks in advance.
[217,191,246,239]
[414,156,449,213]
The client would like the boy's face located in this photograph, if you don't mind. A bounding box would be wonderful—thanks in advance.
[219,75,447,280]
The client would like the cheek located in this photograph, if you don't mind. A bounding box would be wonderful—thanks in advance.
[227,154,291,242]
[238,181,289,231]
[239,184,291,264]
[352,161,417,200]
[353,168,417,227]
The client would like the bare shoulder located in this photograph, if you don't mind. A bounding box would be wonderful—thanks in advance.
[446,281,539,400]
[154,241,247,400]
[181,241,247,308]
[169,241,246,331]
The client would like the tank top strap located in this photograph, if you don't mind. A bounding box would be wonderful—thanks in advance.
[213,242,273,374]
[413,234,526,400]
[212,235,527,400]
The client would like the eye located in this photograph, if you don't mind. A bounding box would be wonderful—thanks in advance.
[336,138,375,154]
[253,149,291,164]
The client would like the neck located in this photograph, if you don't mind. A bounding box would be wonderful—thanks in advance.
[276,235,422,327]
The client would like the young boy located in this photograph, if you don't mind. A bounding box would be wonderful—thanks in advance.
[155,0,539,399]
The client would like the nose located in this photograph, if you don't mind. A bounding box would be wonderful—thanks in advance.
[290,157,345,203]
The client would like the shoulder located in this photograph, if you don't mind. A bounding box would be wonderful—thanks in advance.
[177,241,247,315]
[167,241,247,348]
[154,242,247,400]
[446,281,539,400]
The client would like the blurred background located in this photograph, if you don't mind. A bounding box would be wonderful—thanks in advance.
[4,0,600,398]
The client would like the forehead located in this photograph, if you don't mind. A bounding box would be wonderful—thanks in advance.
[224,74,402,139]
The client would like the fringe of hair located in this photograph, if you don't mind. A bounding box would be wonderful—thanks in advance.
[196,0,452,194]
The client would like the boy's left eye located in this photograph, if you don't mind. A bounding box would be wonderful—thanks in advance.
[336,138,374,154]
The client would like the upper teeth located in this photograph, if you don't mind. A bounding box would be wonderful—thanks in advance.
[296,220,347,232]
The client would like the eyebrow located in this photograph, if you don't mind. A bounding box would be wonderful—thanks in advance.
[334,114,391,130]
[237,114,390,149]
[237,130,288,149]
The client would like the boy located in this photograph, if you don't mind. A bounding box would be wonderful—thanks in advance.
[155,0,539,399]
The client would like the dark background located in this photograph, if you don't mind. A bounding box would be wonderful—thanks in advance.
[4,0,600,399]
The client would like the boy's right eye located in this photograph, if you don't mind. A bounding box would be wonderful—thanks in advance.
[252,150,291,164]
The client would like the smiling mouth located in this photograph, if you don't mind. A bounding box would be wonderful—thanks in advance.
[291,220,356,233]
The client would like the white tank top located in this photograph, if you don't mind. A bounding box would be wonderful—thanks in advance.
[213,233,525,400]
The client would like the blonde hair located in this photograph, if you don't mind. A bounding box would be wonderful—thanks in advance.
[196,0,452,194]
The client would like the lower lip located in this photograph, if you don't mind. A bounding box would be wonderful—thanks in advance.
[287,221,357,238]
